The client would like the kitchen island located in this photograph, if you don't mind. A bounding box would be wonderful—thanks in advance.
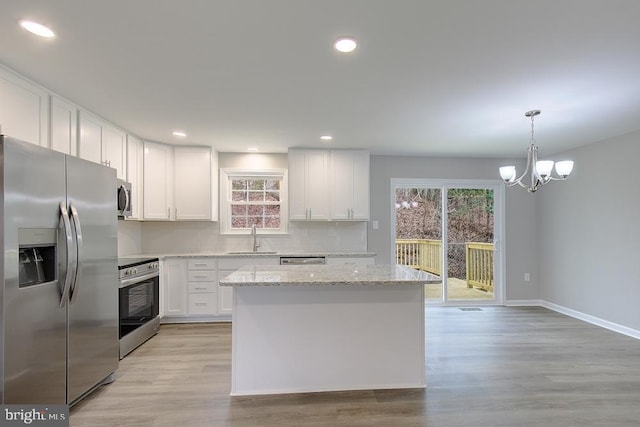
[219,264,440,396]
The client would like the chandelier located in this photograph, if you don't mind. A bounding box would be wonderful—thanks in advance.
[499,110,574,193]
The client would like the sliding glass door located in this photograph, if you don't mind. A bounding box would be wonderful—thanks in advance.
[393,180,503,305]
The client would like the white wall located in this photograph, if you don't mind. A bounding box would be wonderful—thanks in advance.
[117,220,142,255]
[538,129,640,331]
[369,155,539,302]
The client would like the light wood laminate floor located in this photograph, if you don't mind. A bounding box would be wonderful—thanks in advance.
[70,307,640,426]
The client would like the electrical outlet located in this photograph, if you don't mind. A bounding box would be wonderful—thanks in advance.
[372,221,379,230]
[524,273,530,282]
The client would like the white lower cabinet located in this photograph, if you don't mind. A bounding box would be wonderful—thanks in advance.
[217,256,279,316]
[187,258,217,316]
[162,258,188,317]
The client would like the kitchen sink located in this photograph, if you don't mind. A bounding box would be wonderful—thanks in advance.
[226,251,278,255]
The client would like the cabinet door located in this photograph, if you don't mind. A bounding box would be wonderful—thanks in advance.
[78,111,104,164]
[330,150,370,220]
[217,279,234,316]
[330,150,354,220]
[288,149,308,220]
[126,134,143,219]
[0,69,48,147]
[49,96,78,156]
[306,150,330,220]
[217,256,279,316]
[289,149,329,220]
[104,125,126,179]
[350,151,370,220]
[143,141,173,220]
[163,259,187,317]
[174,146,212,220]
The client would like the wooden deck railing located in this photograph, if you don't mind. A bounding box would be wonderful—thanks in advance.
[395,239,442,276]
[396,239,494,292]
[465,242,494,292]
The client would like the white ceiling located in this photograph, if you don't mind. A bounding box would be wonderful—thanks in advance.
[2,0,640,157]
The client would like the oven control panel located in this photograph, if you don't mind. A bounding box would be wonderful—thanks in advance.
[118,258,160,281]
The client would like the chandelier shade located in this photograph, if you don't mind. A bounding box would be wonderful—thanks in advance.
[499,110,574,193]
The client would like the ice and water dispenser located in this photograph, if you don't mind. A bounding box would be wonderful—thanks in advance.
[18,229,56,287]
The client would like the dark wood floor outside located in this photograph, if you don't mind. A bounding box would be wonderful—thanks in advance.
[70,307,640,426]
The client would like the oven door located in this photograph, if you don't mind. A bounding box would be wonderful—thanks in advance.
[119,274,159,339]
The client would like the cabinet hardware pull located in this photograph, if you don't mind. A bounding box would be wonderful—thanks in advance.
[195,302,207,306]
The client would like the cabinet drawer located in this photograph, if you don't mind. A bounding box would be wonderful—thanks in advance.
[188,293,216,315]
[187,259,216,270]
[188,282,216,293]
[187,270,216,282]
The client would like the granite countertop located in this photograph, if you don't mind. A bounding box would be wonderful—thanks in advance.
[218,264,441,286]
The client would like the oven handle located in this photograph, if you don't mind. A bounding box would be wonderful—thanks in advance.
[119,271,159,288]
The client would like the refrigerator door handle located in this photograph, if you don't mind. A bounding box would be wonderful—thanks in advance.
[69,203,84,305]
[59,202,75,308]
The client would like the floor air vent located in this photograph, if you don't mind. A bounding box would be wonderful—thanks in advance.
[459,307,482,311]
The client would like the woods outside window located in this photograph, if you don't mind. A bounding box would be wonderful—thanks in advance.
[220,169,288,234]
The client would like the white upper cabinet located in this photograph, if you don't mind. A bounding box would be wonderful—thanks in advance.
[126,134,143,219]
[0,68,48,147]
[143,141,173,220]
[49,96,78,156]
[330,150,370,220]
[78,110,127,179]
[289,148,330,220]
[174,146,214,220]
[78,110,104,164]
[104,125,126,180]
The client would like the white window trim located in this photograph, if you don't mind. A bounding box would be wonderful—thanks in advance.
[220,168,288,235]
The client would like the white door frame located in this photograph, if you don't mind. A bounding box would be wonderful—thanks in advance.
[391,178,505,306]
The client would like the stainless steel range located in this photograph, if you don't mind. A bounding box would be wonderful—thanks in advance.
[118,257,160,359]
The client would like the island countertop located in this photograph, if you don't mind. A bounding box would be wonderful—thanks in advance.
[219,264,441,287]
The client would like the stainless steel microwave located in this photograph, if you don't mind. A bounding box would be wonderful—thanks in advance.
[117,179,132,218]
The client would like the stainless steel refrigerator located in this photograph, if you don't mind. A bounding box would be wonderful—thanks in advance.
[0,135,119,405]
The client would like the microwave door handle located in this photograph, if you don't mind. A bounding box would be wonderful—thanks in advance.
[59,202,75,308]
[69,203,84,305]
[119,184,129,215]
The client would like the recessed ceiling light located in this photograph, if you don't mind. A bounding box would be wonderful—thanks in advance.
[320,135,333,141]
[172,130,187,137]
[247,147,259,152]
[334,37,357,53]
[20,20,55,38]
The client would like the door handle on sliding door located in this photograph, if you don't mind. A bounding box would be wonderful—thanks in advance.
[59,202,75,308]
[69,203,84,304]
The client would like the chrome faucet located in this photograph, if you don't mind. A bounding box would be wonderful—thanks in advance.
[251,224,260,253]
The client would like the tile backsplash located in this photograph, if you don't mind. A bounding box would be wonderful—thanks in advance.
[118,220,368,255]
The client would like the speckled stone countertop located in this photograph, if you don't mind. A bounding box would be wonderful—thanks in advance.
[219,264,441,286]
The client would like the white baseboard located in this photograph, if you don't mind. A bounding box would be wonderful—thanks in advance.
[504,299,543,306]
[502,299,640,340]
[540,300,640,340]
